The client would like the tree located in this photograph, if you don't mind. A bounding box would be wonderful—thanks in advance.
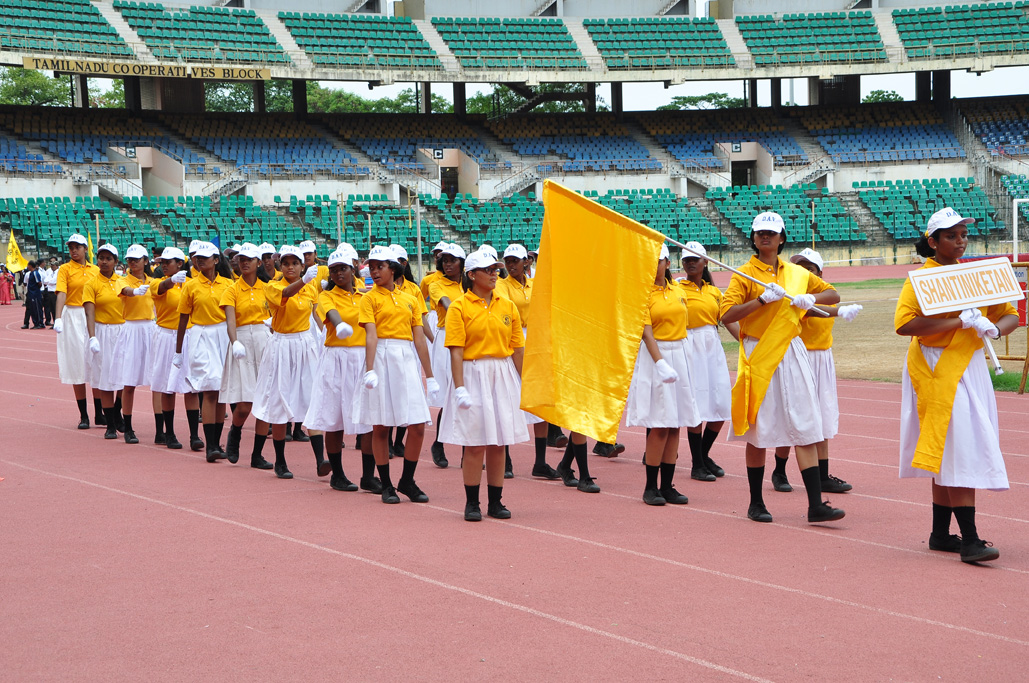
[205,81,255,112]
[0,67,71,106]
[862,89,904,103]
[91,78,124,108]
[656,92,746,110]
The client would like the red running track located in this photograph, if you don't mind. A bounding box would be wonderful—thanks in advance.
[0,304,1026,681]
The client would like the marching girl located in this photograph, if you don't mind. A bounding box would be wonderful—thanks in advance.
[626,245,699,506]
[678,242,739,482]
[250,246,324,479]
[148,247,197,450]
[770,248,861,494]
[719,212,844,525]
[111,244,155,445]
[54,233,100,429]
[419,241,449,316]
[440,250,528,521]
[305,246,382,493]
[427,243,466,469]
[284,239,330,444]
[895,208,1016,564]
[259,243,279,280]
[174,242,233,463]
[352,245,439,505]
[83,244,127,440]
[219,243,274,470]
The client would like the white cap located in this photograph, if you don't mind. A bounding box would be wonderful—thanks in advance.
[477,244,498,261]
[125,244,148,260]
[97,243,118,258]
[226,243,242,254]
[328,247,359,267]
[390,244,409,261]
[659,244,670,261]
[367,245,399,264]
[441,243,466,260]
[432,241,447,253]
[926,207,975,237]
[298,240,316,254]
[194,242,219,258]
[335,241,355,254]
[528,247,539,256]
[790,247,824,272]
[751,211,786,235]
[682,241,707,259]
[237,243,260,259]
[188,239,203,254]
[466,250,502,271]
[503,244,528,260]
[279,245,303,261]
[258,242,276,256]
[67,233,87,246]
[158,246,185,261]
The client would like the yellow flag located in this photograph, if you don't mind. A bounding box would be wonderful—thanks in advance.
[520,180,663,443]
[6,231,28,273]
[87,230,94,265]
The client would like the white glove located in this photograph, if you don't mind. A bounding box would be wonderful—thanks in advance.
[791,293,816,310]
[972,316,1000,339]
[838,304,863,322]
[263,317,272,328]
[302,265,319,284]
[320,279,329,290]
[654,358,679,384]
[231,340,246,359]
[334,321,353,339]
[758,283,785,304]
[172,352,182,368]
[426,376,441,401]
[132,284,150,296]
[53,318,63,333]
[88,336,101,354]
[959,308,982,329]
[170,271,187,284]
[455,386,473,410]
[363,370,378,389]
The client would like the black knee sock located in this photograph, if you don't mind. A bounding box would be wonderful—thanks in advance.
[77,398,88,421]
[310,434,324,462]
[212,420,224,447]
[952,506,979,543]
[123,414,133,433]
[328,451,343,479]
[559,441,575,469]
[800,466,823,511]
[154,412,165,436]
[701,426,719,457]
[465,484,480,505]
[747,466,765,506]
[534,437,548,467]
[362,451,375,480]
[932,503,953,537]
[227,423,242,444]
[687,430,704,468]
[487,484,503,505]
[103,406,118,431]
[773,455,788,476]
[163,410,176,438]
[660,462,676,490]
[186,409,200,439]
[818,458,829,481]
[252,432,268,459]
[645,464,660,490]
[573,442,591,480]
[399,458,417,485]
[393,426,407,449]
[113,395,122,419]
[202,423,218,450]
[273,438,286,469]
[94,397,104,420]
[229,403,237,415]
[377,463,392,488]
[433,409,443,445]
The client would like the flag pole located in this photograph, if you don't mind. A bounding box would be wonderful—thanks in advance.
[665,236,831,318]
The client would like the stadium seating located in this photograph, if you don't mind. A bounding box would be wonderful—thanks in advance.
[420,192,542,249]
[587,188,725,245]
[707,184,865,243]
[334,194,444,253]
[1000,175,1029,223]
[583,16,733,69]
[324,114,494,170]
[0,0,133,57]
[736,11,886,65]
[858,177,1002,240]
[791,103,965,163]
[0,132,62,175]
[893,2,1029,59]
[114,1,288,63]
[960,97,1029,156]
[431,16,587,69]
[279,12,440,69]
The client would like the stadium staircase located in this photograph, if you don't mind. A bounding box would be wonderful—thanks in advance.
[304,119,391,183]
[562,18,604,64]
[412,19,461,72]
[258,8,311,69]
[93,0,153,60]
[691,195,748,250]
[622,119,686,178]
[871,9,904,62]
[143,119,233,179]
[717,19,753,69]
[837,191,891,247]
[781,117,838,185]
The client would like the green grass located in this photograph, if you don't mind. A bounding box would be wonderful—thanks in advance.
[722,340,739,355]
[991,370,1027,392]
[832,278,906,291]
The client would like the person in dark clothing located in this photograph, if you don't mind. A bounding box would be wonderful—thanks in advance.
[21,261,45,329]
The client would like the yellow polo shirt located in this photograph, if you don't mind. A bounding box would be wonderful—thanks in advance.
[117,273,155,321]
[720,256,834,339]
[358,284,421,341]
[429,277,463,328]
[264,278,318,334]
[83,272,125,325]
[151,277,190,330]
[420,270,443,299]
[679,279,722,328]
[495,275,532,326]
[177,273,232,326]
[220,277,269,327]
[800,313,835,351]
[317,287,366,348]
[56,261,100,307]
[644,284,689,342]
[445,290,524,360]
[397,276,428,316]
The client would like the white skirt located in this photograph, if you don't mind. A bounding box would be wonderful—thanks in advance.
[428,325,452,408]
[57,305,89,385]
[728,336,823,449]
[426,309,439,330]
[86,322,123,392]
[219,323,271,404]
[304,345,371,435]
[439,357,531,446]
[251,331,319,425]
[808,348,839,441]
[352,338,432,428]
[111,319,155,387]
[687,325,732,423]
[625,338,701,429]
[306,312,325,352]
[521,327,545,425]
[899,345,1008,490]
[184,322,229,393]
[149,326,194,395]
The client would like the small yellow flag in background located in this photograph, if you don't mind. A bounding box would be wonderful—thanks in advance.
[86,230,94,265]
[520,180,664,443]
[6,231,28,273]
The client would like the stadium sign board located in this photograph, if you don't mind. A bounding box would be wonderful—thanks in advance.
[910,257,1024,315]
[22,57,270,81]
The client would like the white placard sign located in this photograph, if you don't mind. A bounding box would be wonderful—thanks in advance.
[910,257,1025,315]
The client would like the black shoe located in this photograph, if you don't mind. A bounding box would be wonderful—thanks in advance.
[397,480,429,503]
[691,466,716,482]
[104,427,118,440]
[748,503,773,523]
[284,431,293,442]
[190,436,204,452]
[330,474,358,492]
[124,429,139,445]
[704,456,725,477]
[821,474,853,493]
[115,416,125,434]
[531,463,561,480]
[274,463,293,479]
[155,432,166,445]
[772,471,793,492]
[487,501,512,519]
[660,485,688,505]
[643,488,666,506]
[464,502,482,521]
[77,418,90,430]
[577,476,600,493]
[360,476,383,494]
[381,485,400,504]
[928,533,962,553]
[431,441,448,468]
[960,538,999,563]
[547,430,569,449]
[808,501,845,524]
[592,441,624,458]
[504,453,513,479]
[392,440,405,458]
[556,463,579,488]
[166,434,183,450]
[292,426,310,443]
[95,412,107,427]
[206,445,226,463]
[20,324,27,329]
[225,431,240,464]
[388,443,396,459]
[316,459,332,477]
[250,456,274,470]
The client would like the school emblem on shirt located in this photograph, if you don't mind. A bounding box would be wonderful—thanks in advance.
[502,315,512,326]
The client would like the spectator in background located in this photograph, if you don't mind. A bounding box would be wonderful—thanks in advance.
[0,265,12,305]
[41,257,58,326]
[21,260,45,329]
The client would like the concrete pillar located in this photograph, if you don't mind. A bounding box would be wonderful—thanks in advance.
[586,82,596,113]
[292,79,307,117]
[124,76,142,112]
[747,78,758,107]
[932,70,951,102]
[770,78,781,108]
[807,76,820,105]
[453,82,466,117]
[72,74,89,108]
[915,71,932,102]
[611,82,623,116]
[419,82,432,114]
[254,80,266,113]
[160,79,205,112]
